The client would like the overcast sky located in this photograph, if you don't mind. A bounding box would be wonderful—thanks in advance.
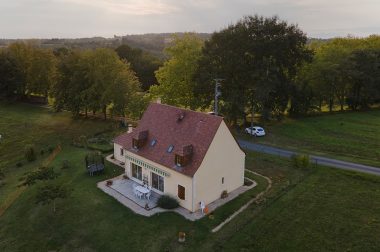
[1,0,379,39]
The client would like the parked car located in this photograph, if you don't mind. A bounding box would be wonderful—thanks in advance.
[245,126,266,136]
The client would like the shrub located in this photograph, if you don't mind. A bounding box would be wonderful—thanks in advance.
[25,145,37,162]
[157,195,179,209]
[291,154,310,169]
[40,149,45,155]
[221,190,228,199]
[0,169,5,180]
[23,167,59,186]
[48,146,54,153]
[16,162,23,168]
[244,178,253,186]
[79,135,88,148]
[62,160,69,169]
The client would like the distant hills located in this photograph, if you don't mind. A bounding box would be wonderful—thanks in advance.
[0,33,328,58]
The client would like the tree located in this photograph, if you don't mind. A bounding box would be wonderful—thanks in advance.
[52,49,141,118]
[7,42,33,97]
[35,184,70,213]
[195,15,312,123]
[26,48,57,98]
[0,50,23,100]
[149,33,203,109]
[116,44,162,91]
[346,49,380,109]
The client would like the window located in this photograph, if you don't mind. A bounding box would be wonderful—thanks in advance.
[178,185,185,200]
[175,154,184,167]
[120,148,124,156]
[151,172,164,192]
[222,177,224,184]
[167,145,174,153]
[132,139,139,149]
[131,163,142,181]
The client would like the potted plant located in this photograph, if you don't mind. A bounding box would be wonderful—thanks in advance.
[221,190,228,199]
[178,232,186,243]
[106,180,113,186]
[123,174,129,180]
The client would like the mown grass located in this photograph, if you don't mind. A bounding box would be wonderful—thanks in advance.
[0,103,273,252]
[219,167,380,251]
[239,109,380,167]
[2,103,380,252]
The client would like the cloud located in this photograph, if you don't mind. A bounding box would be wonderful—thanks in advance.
[55,0,180,15]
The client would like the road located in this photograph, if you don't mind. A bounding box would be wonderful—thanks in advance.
[238,139,380,176]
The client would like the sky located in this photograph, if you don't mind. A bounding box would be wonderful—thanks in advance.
[0,0,379,39]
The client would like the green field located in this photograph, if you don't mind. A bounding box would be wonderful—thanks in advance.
[240,110,380,167]
[1,103,380,251]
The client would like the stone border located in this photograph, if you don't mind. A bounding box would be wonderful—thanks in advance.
[211,170,272,232]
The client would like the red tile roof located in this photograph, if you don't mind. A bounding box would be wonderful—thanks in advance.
[114,103,223,177]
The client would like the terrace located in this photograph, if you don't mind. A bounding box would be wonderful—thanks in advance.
[108,177,160,209]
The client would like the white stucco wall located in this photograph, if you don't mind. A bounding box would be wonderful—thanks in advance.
[113,143,124,162]
[193,121,245,211]
[124,151,194,211]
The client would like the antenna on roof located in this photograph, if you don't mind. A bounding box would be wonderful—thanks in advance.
[213,78,224,116]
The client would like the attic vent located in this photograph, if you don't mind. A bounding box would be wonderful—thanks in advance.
[177,112,186,122]
[167,145,174,153]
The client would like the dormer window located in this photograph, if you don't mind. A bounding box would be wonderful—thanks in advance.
[175,154,184,167]
[132,130,149,150]
[132,139,139,149]
[174,144,193,167]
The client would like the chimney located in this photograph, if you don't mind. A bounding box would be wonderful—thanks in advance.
[127,124,133,133]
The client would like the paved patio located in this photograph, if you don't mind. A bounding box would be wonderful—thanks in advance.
[109,177,159,209]
[98,174,257,221]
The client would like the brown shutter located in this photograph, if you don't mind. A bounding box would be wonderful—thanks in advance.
[178,185,185,200]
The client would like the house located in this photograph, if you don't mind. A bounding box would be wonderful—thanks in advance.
[113,103,245,212]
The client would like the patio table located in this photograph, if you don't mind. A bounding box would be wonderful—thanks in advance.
[136,185,150,195]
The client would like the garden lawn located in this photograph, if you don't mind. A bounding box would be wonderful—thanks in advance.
[239,109,380,167]
[2,103,380,252]
[219,167,380,251]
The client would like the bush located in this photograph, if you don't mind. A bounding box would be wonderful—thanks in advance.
[25,145,37,162]
[244,178,253,186]
[40,149,45,155]
[291,154,310,169]
[16,162,23,168]
[157,195,179,209]
[0,169,5,180]
[62,160,69,169]
[48,146,54,153]
[221,190,228,199]
[23,167,59,186]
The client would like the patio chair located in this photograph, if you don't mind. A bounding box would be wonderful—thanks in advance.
[137,191,143,199]
[146,191,151,200]
[148,185,152,191]
[133,187,138,197]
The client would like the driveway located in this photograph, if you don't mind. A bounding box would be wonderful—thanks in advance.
[238,139,380,176]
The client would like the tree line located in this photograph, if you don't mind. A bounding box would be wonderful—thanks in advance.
[1,15,380,125]
[0,42,161,120]
[150,15,380,125]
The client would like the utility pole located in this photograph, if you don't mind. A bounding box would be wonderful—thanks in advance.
[214,78,223,115]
